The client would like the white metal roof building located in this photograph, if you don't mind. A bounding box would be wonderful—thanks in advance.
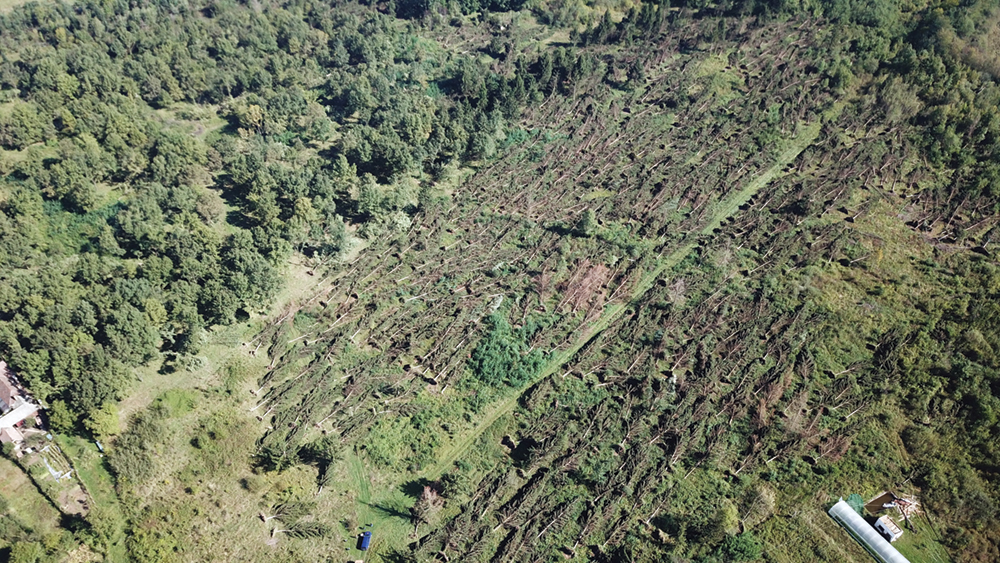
[828,499,910,563]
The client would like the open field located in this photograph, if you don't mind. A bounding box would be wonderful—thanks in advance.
[0,457,62,537]
[894,520,952,563]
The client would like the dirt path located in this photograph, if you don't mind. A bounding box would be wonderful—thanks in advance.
[421,115,832,481]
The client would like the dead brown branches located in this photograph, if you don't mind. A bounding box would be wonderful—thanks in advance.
[557,260,610,313]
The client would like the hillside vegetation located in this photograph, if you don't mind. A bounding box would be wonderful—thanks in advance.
[1,0,999,562]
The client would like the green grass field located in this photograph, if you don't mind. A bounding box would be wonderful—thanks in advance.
[893,518,953,563]
[57,435,118,510]
[0,456,62,536]
[342,451,415,560]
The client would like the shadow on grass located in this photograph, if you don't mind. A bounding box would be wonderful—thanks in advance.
[379,548,418,563]
[361,500,411,521]
[544,222,575,236]
[400,478,436,499]
[60,512,89,533]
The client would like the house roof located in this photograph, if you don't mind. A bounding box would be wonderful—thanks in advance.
[0,426,24,443]
[0,380,16,409]
[0,402,38,429]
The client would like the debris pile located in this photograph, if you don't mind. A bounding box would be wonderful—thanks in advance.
[882,494,921,531]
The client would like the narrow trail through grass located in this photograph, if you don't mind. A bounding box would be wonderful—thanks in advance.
[348,451,372,512]
[420,113,833,482]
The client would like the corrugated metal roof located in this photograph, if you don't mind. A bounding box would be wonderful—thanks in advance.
[829,499,910,563]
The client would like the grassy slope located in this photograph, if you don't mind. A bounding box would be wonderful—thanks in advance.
[57,435,128,562]
[895,525,952,563]
[344,451,413,560]
[0,456,63,536]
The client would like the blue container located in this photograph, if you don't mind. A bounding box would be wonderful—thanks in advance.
[359,531,372,550]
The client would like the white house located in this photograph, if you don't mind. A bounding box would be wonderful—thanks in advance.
[875,515,904,542]
[0,401,40,430]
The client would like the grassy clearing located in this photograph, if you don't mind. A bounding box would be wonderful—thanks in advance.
[689,51,745,103]
[812,198,934,329]
[117,353,216,422]
[541,29,572,45]
[63,243,351,560]
[156,103,228,140]
[56,435,129,562]
[760,504,871,563]
[0,456,62,536]
[893,517,953,563]
[348,451,373,520]
[89,255,341,560]
[342,451,413,560]
[119,257,322,421]
[0,143,59,172]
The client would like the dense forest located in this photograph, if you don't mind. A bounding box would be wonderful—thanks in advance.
[0,0,536,424]
[0,0,999,561]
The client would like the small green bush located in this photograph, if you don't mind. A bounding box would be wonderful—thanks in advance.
[468,312,544,389]
[718,532,763,562]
